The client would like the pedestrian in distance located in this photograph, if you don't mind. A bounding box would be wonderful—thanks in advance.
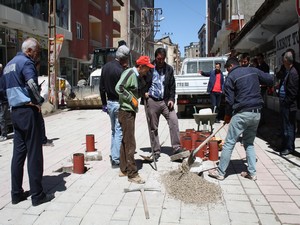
[200,62,225,122]
[278,51,299,156]
[142,47,186,161]
[100,45,130,168]
[115,55,154,184]
[208,57,273,181]
[3,37,54,206]
[239,53,250,67]
[0,63,9,142]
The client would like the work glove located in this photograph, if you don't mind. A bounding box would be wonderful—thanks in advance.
[224,115,232,124]
[131,96,138,108]
[102,105,108,113]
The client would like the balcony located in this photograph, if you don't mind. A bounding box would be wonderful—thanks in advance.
[113,18,120,38]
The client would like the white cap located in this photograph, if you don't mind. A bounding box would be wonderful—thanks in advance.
[116,45,130,59]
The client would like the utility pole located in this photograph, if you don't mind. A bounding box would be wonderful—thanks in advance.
[48,0,58,110]
[141,7,162,55]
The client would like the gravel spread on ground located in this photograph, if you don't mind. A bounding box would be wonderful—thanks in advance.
[161,170,222,205]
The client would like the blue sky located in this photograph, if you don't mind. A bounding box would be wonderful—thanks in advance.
[154,0,206,54]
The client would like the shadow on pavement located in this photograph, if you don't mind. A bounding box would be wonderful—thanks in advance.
[42,172,70,193]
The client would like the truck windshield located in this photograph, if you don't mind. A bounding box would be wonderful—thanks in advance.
[93,48,117,69]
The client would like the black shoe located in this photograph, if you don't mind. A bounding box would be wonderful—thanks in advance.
[12,191,30,205]
[280,149,293,156]
[32,193,55,206]
[111,160,120,168]
[43,139,54,147]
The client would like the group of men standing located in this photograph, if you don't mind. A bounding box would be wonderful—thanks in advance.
[100,45,186,184]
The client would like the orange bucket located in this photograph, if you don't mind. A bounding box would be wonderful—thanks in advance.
[73,153,85,174]
[195,140,206,158]
[182,136,192,151]
[208,140,219,161]
[86,134,95,152]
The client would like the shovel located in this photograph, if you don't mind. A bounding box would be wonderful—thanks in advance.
[179,123,226,173]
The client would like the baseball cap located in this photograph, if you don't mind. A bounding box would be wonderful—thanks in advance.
[136,56,154,68]
[116,45,130,58]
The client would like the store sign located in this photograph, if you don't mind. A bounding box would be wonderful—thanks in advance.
[275,23,299,66]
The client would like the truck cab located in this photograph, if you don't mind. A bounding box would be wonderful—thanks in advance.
[88,48,118,87]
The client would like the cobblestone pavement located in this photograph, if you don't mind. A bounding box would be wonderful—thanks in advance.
[0,106,299,225]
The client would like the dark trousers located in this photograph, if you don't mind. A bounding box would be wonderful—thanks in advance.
[39,113,47,144]
[118,110,137,178]
[210,92,222,119]
[11,106,45,202]
[0,102,9,137]
[144,98,180,152]
[280,101,296,152]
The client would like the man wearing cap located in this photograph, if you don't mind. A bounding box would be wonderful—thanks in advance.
[143,47,186,160]
[100,45,130,168]
[115,55,154,184]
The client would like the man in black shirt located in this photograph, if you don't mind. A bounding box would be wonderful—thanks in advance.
[100,45,130,168]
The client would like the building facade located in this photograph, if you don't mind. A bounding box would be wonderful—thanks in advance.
[154,36,180,74]
[198,24,206,57]
[207,0,265,56]
[184,42,200,58]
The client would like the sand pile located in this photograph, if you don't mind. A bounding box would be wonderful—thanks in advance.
[161,170,222,205]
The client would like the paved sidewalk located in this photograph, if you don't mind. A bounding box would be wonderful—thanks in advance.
[0,107,299,225]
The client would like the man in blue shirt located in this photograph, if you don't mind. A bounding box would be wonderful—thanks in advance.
[3,38,54,206]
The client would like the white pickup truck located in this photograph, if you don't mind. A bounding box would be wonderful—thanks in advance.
[175,56,228,116]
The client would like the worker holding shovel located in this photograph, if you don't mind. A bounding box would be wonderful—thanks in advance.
[208,57,273,181]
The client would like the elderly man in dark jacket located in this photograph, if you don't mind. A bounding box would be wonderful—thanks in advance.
[279,51,299,156]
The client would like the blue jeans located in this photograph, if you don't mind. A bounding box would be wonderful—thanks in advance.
[107,101,122,164]
[280,100,296,152]
[217,111,260,177]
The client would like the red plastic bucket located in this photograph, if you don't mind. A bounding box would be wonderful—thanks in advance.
[86,134,95,152]
[208,140,219,161]
[73,153,85,174]
[195,140,206,158]
[191,132,199,149]
[182,136,192,151]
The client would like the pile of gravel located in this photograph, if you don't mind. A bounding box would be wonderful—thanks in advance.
[161,170,222,205]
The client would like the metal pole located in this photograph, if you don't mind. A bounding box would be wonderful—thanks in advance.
[48,0,58,110]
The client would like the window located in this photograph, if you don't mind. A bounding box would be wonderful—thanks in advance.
[76,22,83,39]
[130,10,135,24]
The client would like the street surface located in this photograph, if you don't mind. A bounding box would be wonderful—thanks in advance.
[0,106,299,225]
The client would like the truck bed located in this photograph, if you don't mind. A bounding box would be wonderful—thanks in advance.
[175,74,209,95]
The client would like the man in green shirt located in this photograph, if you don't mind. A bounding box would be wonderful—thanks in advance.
[115,56,154,184]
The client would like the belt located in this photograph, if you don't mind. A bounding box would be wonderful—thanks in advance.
[149,96,163,101]
[12,104,38,110]
[239,108,261,113]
